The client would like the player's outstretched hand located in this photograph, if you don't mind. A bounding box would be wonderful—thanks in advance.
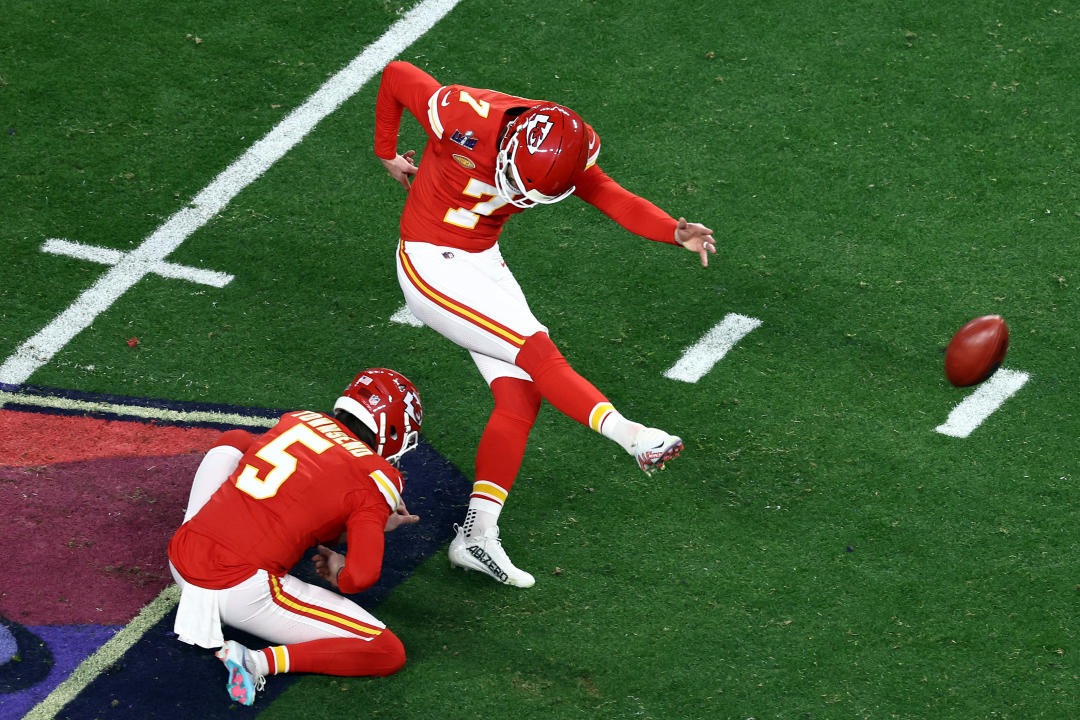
[313,544,346,588]
[384,502,420,533]
[674,217,717,267]
[380,150,418,191]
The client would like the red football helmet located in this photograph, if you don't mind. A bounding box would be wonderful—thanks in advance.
[334,368,422,465]
[495,103,589,208]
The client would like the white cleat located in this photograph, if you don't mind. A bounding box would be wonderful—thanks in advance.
[630,427,683,475]
[448,524,535,588]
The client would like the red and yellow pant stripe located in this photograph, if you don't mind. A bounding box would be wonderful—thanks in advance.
[267,575,382,641]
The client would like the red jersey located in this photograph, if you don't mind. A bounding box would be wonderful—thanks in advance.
[168,411,402,594]
[374,61,679,252]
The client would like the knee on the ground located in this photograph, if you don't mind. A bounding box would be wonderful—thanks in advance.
[367,630,406,677]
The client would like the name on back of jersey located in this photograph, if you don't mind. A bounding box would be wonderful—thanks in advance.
[290,411,374,458]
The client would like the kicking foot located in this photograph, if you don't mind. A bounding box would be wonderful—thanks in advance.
[630,427,683,475]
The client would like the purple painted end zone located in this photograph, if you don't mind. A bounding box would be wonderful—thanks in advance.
[0,624,118,719]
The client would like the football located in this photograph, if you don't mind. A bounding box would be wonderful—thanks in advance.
[944,315,1009,387]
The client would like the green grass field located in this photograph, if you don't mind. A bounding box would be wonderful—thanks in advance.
[3,0,1078,718]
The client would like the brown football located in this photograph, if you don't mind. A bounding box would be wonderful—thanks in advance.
[944,315,1009,387]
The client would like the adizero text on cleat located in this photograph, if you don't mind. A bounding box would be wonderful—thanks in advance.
[448,524,535,588]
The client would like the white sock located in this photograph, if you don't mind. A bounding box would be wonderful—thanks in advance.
[599,410,644,454]
[462,501,501,539]
[247,648,270,677]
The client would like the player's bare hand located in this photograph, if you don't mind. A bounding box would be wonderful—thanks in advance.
[380,150,417,191]
[313,544,346,588]
[674,217,716,267]
[384,502,420,533]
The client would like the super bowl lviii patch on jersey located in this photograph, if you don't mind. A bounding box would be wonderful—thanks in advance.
[450,129,478,149]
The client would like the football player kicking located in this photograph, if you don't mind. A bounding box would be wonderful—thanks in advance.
[168,369,423,706]
[374,61,717,589]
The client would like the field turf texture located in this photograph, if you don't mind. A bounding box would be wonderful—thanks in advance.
[2,1,1077,718]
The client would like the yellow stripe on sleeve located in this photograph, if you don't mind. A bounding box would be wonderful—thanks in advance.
[426,88,445,139]
[370,469,402,510]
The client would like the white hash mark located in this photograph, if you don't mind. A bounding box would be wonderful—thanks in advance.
[934,367,1030,438]
[664,313,762,383]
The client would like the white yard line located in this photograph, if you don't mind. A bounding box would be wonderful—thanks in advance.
[391,303,424,327]
[22,586,181,720]
[0,0,461,386]
[664,313,762,383]
[934,368,1030,438]
[42,238,235,288]
[0,388,278,428]
[10,2,460,717]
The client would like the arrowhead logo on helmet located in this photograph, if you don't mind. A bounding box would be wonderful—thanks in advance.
[523,113,553,154]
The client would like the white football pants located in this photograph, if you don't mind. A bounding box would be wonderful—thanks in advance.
[396,239,547,385]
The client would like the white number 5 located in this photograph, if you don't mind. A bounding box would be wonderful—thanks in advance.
[235,424,333,499]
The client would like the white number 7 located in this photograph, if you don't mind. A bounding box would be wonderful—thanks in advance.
[444,178,508,229]
[235,424,334,499]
